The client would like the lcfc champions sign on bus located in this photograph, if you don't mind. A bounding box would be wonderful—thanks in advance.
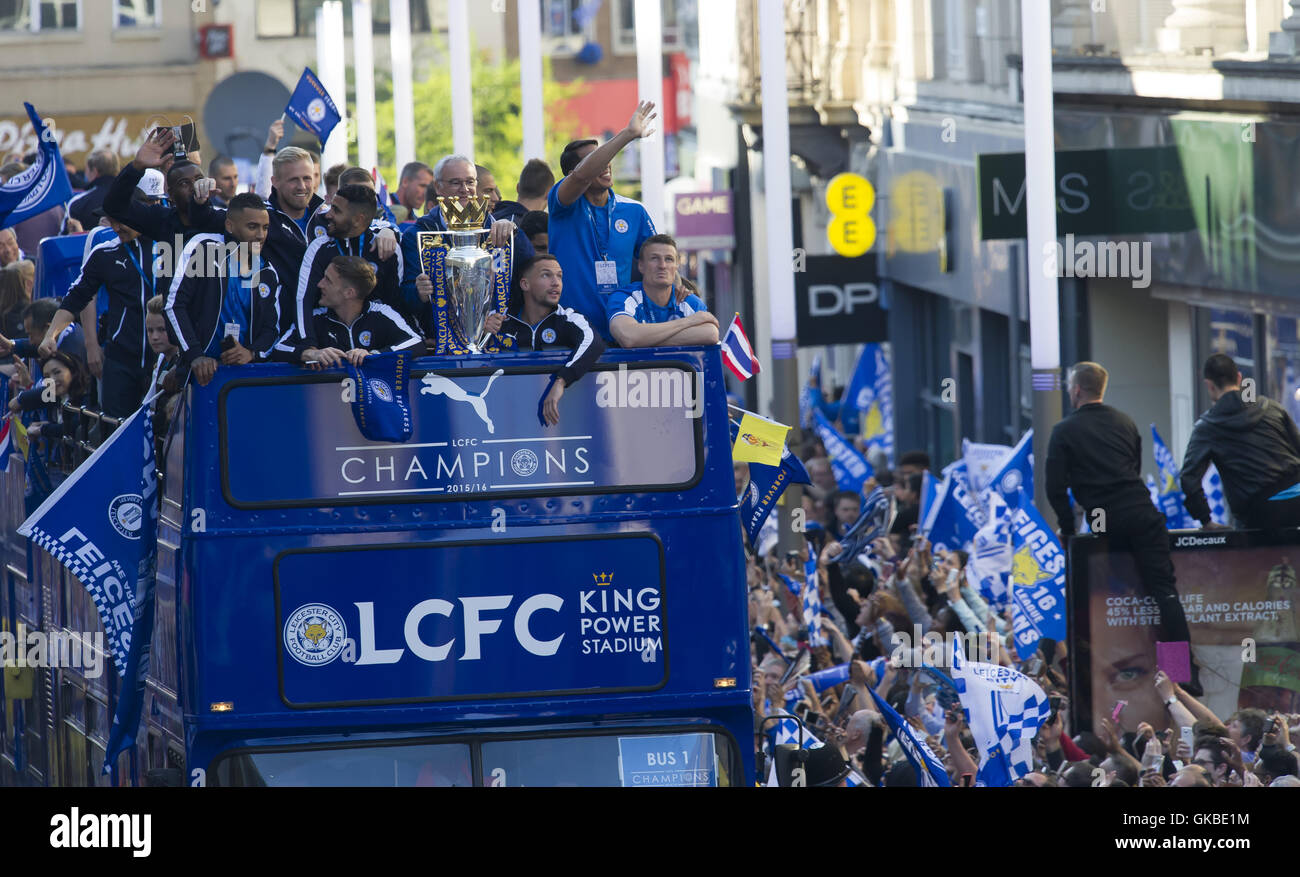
[275,535,668,706]
[220,364,701,507]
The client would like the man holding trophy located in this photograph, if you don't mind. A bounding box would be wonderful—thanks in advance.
[402,155,534,347]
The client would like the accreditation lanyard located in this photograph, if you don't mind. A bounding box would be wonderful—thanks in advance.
[121,240,152,296]
[583,196,618,291]
[337,231,368,259]
[583,196,615,261]
[223,252,252,342]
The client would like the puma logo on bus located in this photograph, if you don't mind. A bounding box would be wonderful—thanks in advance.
[420,369,504,433]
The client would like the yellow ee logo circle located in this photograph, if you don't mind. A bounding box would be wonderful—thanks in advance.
[826,173,876,257]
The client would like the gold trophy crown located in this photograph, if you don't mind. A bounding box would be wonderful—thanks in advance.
[438,195,490,231]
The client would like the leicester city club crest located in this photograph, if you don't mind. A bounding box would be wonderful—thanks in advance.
[307,98,327,124]
[511,448,539,477]
[284,603,346,666]
[108,493,144,540]
[368,378,393,402]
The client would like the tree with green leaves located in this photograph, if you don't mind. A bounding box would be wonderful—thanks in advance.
[372,46,586,203]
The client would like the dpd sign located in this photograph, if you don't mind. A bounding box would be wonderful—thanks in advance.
[794,255,885,346]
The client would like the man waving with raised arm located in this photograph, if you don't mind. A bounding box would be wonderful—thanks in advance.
[548,101,661,343]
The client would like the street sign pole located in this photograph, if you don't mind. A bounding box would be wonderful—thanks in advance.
[1021,0,1062,519]
[758,0,801,556]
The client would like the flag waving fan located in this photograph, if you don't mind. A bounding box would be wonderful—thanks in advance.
[0,104,73,230]
[944,636,1051,787]
[832,486,895,564]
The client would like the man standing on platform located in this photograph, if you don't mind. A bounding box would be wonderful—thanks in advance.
[1181,353,1300,530]
[1046,361,1203,696]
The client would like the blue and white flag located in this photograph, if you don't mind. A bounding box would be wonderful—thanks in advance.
[782,662,851,707]
[1008,487,1067,659]
[948,637,1050,787]
[802,548,828,648]
[348,351,413,443]
[840,350,867,435]
[832,486,893,564]
[1203,464,1228,525]
[103,407,159,778]
[17,402,157,678]
[0,104,73,231]
[918,470,939,527]
[284,68,343,148]
[966,490,1012,606]
[737,433,811,548]
[1151,424,1196,529]
[866,685,951,787]
[811,409,871,493]
[963,439,1012,495]
[799,355,821,428]
[980,429,1032,511]
[842,344,895,465]
[920,461,986,551]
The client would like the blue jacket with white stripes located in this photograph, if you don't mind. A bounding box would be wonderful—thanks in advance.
[163,233,288,367]
[293,228,405,348]
[60,234,155,369]
[497,304,604,387]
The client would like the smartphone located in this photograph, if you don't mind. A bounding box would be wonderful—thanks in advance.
[1111,700,1127,723]
[1180,725,1195,755]
[170,125,188,159]
[1048,694,1062,722]
[835,684,859,721]
[1024,657,1044,676]
[960,773,973,788]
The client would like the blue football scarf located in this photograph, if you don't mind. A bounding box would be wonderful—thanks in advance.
[347,351,413,443]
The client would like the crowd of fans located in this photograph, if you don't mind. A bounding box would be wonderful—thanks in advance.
[744,393,1300,788]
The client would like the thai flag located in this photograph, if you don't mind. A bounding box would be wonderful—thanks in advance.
[721,314,760,381]
[372,168,398,224]
[0,414,11,473]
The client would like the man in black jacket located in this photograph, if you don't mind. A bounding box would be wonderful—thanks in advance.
[399,154,534,318]
[104,128,225,288]
[481,254,604,426]
[164,194,285,385]
[1046,361,1202,696]
[39,209,155,416]
[294,184,404,348]
[1181,353,1300,529]
[289,256,424,368]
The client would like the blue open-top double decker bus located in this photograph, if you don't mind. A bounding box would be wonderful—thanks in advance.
[0,344,753,787]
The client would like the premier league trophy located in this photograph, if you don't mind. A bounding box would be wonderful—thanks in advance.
[416,196,513,355]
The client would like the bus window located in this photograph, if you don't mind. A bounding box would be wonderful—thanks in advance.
[480,731,733,787]
[212,742,473,787]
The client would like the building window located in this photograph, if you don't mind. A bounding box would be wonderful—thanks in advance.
[539,0,596,55]
[0,0,80,31]
[114,0,158,28]
[613,0,680,53]
[256,0,433,39]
